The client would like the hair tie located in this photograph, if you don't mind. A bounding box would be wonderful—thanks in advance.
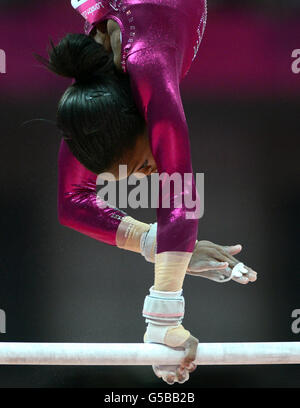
[85,91,112,100]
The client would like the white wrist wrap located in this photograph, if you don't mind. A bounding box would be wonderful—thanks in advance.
[142,286,185,344]
[140,223,157,262]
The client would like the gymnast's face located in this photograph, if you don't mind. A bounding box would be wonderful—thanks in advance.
[100,128,158,181]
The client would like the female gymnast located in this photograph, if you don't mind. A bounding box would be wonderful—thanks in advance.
[37,0,257,385]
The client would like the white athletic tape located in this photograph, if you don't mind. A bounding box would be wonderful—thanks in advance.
[140,223,157,262]
[142,286,185,344]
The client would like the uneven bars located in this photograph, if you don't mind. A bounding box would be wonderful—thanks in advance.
[0,342,300,366]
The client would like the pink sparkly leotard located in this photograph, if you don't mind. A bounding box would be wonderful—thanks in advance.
[59,0,207,253]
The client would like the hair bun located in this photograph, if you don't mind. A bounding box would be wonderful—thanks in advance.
[35,33,115,82]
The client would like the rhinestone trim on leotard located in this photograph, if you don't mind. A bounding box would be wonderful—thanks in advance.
[85,1,206,75]
[108,1,136,74]
[192,0,207,62]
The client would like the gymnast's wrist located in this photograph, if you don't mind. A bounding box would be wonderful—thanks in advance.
[142,286,188,346]
[116,216,150,253]
[154,252,192,292]
[140,222,157,262]
[140,223,198,264]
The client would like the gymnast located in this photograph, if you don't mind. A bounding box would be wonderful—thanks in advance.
[36,0,257,384]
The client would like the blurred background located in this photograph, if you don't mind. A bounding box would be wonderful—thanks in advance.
[0,0,299,388]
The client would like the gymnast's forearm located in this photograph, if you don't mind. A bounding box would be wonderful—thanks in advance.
[58,139,150,248]
[58,189,122,246]
[58,193,150,250]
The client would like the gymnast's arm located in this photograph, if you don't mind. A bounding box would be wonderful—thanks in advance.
[127,45,200,372]
[126,45,200,280]
[58,139,150,251]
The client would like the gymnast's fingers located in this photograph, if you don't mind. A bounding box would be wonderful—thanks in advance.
[152,365,190,385]
[164,367,189,385]
[206,247,239,269]
[160,363,196,385]
[198,240,243,257]
[187,259,229,272]
[244,267,257,282]
[232,266,257,284]
[179,335,199,369]
[223,244,243,256]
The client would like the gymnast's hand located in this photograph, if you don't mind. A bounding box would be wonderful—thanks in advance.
[143,286,198,385]
[144,326,199,385]
[140,224,257,284]
[187,240,257,284]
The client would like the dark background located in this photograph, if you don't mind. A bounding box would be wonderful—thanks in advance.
[0,0,299,388]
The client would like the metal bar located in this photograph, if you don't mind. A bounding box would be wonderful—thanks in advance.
[0,342,300,366]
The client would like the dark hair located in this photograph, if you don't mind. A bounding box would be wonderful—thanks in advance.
[35,33,146,174]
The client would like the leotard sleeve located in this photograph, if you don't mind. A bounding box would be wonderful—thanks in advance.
[58,139,127,246]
